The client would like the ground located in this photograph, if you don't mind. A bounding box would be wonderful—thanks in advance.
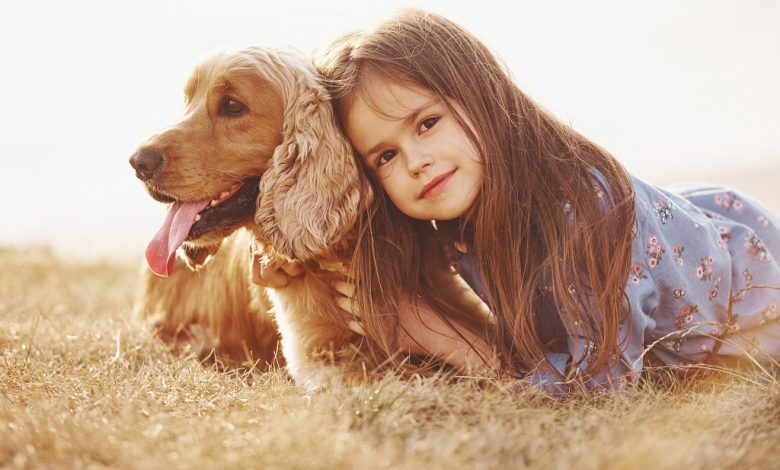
[2,247,780,469]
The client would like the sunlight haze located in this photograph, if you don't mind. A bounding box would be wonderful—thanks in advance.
[1,0,778,259]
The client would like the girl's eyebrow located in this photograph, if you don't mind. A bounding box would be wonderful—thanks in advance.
[364,100,438,158]
[402,99,437,125]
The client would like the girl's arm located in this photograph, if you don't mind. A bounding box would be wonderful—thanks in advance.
[332,279,502,375]
[251,248,503,375]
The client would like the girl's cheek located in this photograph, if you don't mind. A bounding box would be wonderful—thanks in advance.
[375,164,397,183]
[378,177,398,194]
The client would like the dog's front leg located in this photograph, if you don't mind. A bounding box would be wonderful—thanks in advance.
[265,278,351,391]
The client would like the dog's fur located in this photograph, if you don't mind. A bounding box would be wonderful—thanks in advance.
[132,47,487,388]
[135,229,280,368]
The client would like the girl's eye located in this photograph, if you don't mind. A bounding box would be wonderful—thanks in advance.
[420,116,440,132]
[220,97,246,116]
[377,150,397,166]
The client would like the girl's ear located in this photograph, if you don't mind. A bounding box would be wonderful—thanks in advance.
[254,80,371,261]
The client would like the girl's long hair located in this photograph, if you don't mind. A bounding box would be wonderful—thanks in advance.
[315,9,636,380]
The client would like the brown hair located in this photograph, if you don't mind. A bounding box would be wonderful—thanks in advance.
[315,9,636,381]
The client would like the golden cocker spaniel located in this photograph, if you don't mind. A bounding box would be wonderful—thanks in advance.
[130,47,486,388]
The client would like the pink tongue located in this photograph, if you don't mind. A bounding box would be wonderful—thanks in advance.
[145,200,210,277]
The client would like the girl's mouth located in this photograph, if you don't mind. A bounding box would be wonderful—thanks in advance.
[419,169,456,199]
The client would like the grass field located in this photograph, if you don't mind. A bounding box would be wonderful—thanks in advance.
[2,246,780,469]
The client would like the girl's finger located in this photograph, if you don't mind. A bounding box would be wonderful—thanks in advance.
[331,280,356,300]
[330,277,364,334]
[339,263,355,280]
[334,292,357,315]
[347,320,365,336]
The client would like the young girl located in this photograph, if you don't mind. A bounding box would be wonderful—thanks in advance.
[261,9,780,391]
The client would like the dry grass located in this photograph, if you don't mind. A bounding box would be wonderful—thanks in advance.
[3,247,780,469]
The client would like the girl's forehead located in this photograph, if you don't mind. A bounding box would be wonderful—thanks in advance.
[352,73,438,120]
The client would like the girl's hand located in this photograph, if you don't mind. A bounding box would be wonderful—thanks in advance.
[250,252,304,288]
[331,274,367,335]
[330,271,501,375]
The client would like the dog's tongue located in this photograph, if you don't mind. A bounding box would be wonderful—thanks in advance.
[145,200,209,277]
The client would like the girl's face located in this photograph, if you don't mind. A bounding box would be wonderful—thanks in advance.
[344,74,483,221]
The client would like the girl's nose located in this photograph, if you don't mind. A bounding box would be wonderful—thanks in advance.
[406,150,434,175]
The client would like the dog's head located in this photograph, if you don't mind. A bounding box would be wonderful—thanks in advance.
[131,47,368,276]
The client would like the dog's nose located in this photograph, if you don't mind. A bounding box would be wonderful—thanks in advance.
[129,149,163,181]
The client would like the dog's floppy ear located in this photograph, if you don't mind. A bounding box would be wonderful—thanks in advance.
[255,73,370,261]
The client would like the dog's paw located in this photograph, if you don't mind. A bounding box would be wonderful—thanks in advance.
[288,362,347,392]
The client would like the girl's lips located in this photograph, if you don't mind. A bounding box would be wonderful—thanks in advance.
[419,169,456,199]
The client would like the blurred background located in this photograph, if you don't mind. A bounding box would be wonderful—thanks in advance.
[1,0,778,261]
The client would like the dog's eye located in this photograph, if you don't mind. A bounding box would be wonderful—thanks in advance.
[220,97,247,116]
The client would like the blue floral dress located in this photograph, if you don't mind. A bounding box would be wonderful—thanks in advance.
[439,175,780,391]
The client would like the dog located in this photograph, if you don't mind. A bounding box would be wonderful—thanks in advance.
[130,47,488,388]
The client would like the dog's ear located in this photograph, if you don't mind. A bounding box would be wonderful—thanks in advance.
[255,78,371,261]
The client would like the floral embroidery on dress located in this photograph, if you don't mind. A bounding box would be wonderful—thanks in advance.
[696,256,714,281]
[760,303,778,325]
[672,245,685,266]
[630,262,648,285]
[748,337,761,357]
[673,286,687,299]
[563,201,574,223]
[714,191,744,212]
[708,276,722,301]
[654,198,674,225]
[717,227,730,251]
[583,340,597,358]
[756,214,770,228]
[665,337,687,353]
[733,268,755,301]
[593,184,607,200]
[744,268,754,287]
[646,235,665,269]
[744,233,769,261]
[676,304,700,329]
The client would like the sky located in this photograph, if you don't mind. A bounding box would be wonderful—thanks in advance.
[1,0,778,260]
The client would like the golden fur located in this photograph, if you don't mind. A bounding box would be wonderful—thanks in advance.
[132,47,488,388]
[135,229,280,369]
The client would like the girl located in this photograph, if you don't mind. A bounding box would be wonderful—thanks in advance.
[260,9,780,391]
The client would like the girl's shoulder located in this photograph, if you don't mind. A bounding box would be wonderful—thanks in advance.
[629,174,778,235]
[627,174,731,228]
[628,174,726,253]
